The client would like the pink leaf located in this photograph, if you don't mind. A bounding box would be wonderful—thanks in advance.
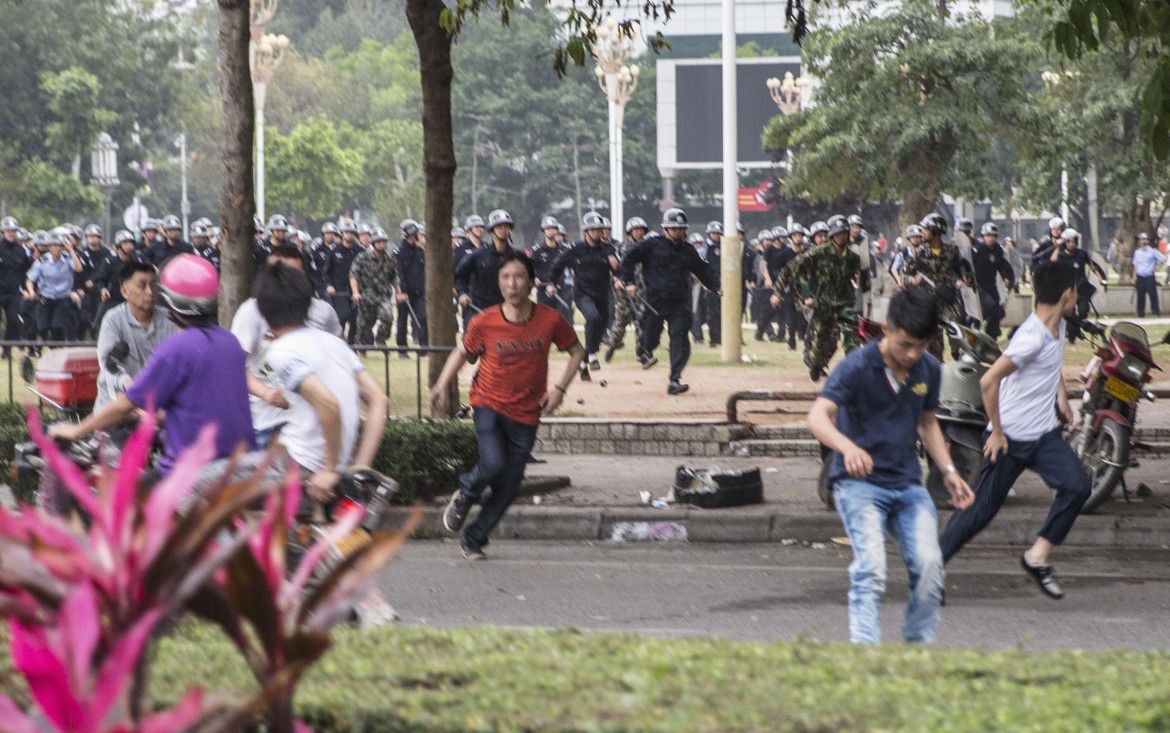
[11,618,89,733]
[139,687,205,733]
[57,583,101,698]
[0,693,40,733]
[89,608,165,726]
[141,424,217,562]
[27,411,107,540]
[281,508,364,612]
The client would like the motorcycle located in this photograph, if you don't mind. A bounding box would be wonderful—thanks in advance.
[1065,318,1157,513]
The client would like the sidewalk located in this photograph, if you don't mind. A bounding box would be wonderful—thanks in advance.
[395,451,1170,548]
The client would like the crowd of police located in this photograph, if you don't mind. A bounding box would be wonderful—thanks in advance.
[0,203,1097,389]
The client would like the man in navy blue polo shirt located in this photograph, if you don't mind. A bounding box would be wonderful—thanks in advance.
[807,288,974,644]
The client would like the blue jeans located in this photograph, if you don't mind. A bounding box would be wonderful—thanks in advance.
[834,478,944,644]
[458,407,538,548]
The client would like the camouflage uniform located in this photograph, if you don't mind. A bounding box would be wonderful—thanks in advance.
[793,244,867,376]
[604,239,646,355]
[899,241,970,361]
[350,249,399,347]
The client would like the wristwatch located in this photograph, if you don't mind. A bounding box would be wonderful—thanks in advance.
[943,464,957,475]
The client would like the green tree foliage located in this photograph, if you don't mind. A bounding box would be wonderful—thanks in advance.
[265,118,363,219]
[40,67,116,180]
[761,0,1036,231]
[1016,7,1170,281]
[343,119,426,223]
[9,162,104,230]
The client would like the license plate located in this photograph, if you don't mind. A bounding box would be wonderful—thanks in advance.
[1104,376,1139,403]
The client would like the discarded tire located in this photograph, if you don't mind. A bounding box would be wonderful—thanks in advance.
[673,465,763,508]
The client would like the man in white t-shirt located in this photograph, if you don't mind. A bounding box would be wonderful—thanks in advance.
[253,265,387,501]
[232,244,342,448]
[939,261,1090,599]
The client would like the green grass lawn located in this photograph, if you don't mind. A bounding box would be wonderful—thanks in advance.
[34,623,1169,732]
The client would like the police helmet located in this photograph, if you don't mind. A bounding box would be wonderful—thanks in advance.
[905,224,924,239]
[687,232,704,245]
[451,226,467,238]
[192,217,212,230]
[84,224,102,237]
[757,229,774,241]
[772,226,788,239]
[788,223,806,237]
[465,214,485,229]
[191,223,210,239]
[556,223,567,236]
[114,229,135,246]
[371,227,389,243]
[17,228,31,242]
[143,218,161,233]
[1048,216,1065,230]
[919,213,948,235]
[321,222,340,236]
[67,224,84,241]
[847,214,864,227]
[827,216,849,239]
[1139,232,1151,241]
[1060,228,1080,242]
[661,207,688,230]
[32,230,52,247]
[354,223,369,236]
[487,209,513,229]
[251,215,263,234]
[625,216,648,234]
[540,216,559,230]
[582,211,606,231]
[1,216,18,231]
[51,227,71,244]
[809,221,829,237]
[267,214,289,232]
[339,220,357,234]
[162,214,181,231]
[956,217,974,234]
[979,222,998,237]
[400,218,421,238]
[706,220,724,235]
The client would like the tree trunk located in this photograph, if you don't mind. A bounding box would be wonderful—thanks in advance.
[216,0,256,326]
[1115,199,1150,285]
[898,186,938,241]
[407,0,458,415]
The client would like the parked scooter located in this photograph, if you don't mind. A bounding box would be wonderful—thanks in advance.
[923,320,1001,508]
[1066,318,1157,513]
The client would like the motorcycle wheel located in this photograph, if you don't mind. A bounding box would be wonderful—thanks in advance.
[816,443,835,511]
[926,426,985,510]
[1079,417,1129,514]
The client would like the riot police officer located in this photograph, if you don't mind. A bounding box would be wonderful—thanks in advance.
[0,216,30,357]
[148,215,194,268]
[395,218,428,353]
[454,209,514,328]
[528,215,571,322]
[323,219,363,343]
[549,211,619,380]
[970,222,1016,338]
[192,223,220,271]
[621,208,721,395]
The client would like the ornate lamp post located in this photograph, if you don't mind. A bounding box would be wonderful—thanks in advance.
[251,32,289,222]
[593,16,639,233]
[766,71,808,115]
[89,132,119,238]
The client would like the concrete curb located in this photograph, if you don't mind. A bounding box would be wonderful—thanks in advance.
[388,507,1170,547]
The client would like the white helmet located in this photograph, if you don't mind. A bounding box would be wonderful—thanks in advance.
[1048,216,1065,230]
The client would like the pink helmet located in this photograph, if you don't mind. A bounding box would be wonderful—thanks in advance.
[158,254,219,316]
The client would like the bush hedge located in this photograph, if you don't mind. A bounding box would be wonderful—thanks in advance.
[0,405,476,506]
[372,419,477,504]
[5,623,1168,732]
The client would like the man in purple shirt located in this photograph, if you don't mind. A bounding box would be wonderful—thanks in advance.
[51,254,255,476]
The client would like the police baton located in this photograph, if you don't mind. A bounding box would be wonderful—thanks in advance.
[633,291,660,317]
[404,297,424,330]
[550,289,573,312]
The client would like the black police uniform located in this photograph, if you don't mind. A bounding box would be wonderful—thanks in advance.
[527,240,572,322]
[323,242,362,344]
[454,242,508,329]
[76,245,115,338]
[550,240,618,358]
[147,237,194,269]
[970,241,1015,338]
[0,238,31,348]
[195,244,221,272]
[394,239,428,350]
[621,234,719,384]
[698,237,723,346]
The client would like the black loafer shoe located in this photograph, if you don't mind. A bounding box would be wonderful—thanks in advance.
[1021,553,1064,600]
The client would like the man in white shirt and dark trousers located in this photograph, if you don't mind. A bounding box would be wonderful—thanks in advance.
[1132,232,1164,317]
[939,261,1090,599]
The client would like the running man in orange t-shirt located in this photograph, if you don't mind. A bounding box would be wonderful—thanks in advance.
[430,249,586,559]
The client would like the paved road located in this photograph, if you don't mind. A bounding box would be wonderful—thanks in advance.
[378,540,1170,651]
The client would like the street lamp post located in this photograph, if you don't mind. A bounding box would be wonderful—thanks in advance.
[766,71,808,231]
[593,17,639,234]
[89,132,119,238]
[1041,70,1073,226]
[250,32,289,223]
